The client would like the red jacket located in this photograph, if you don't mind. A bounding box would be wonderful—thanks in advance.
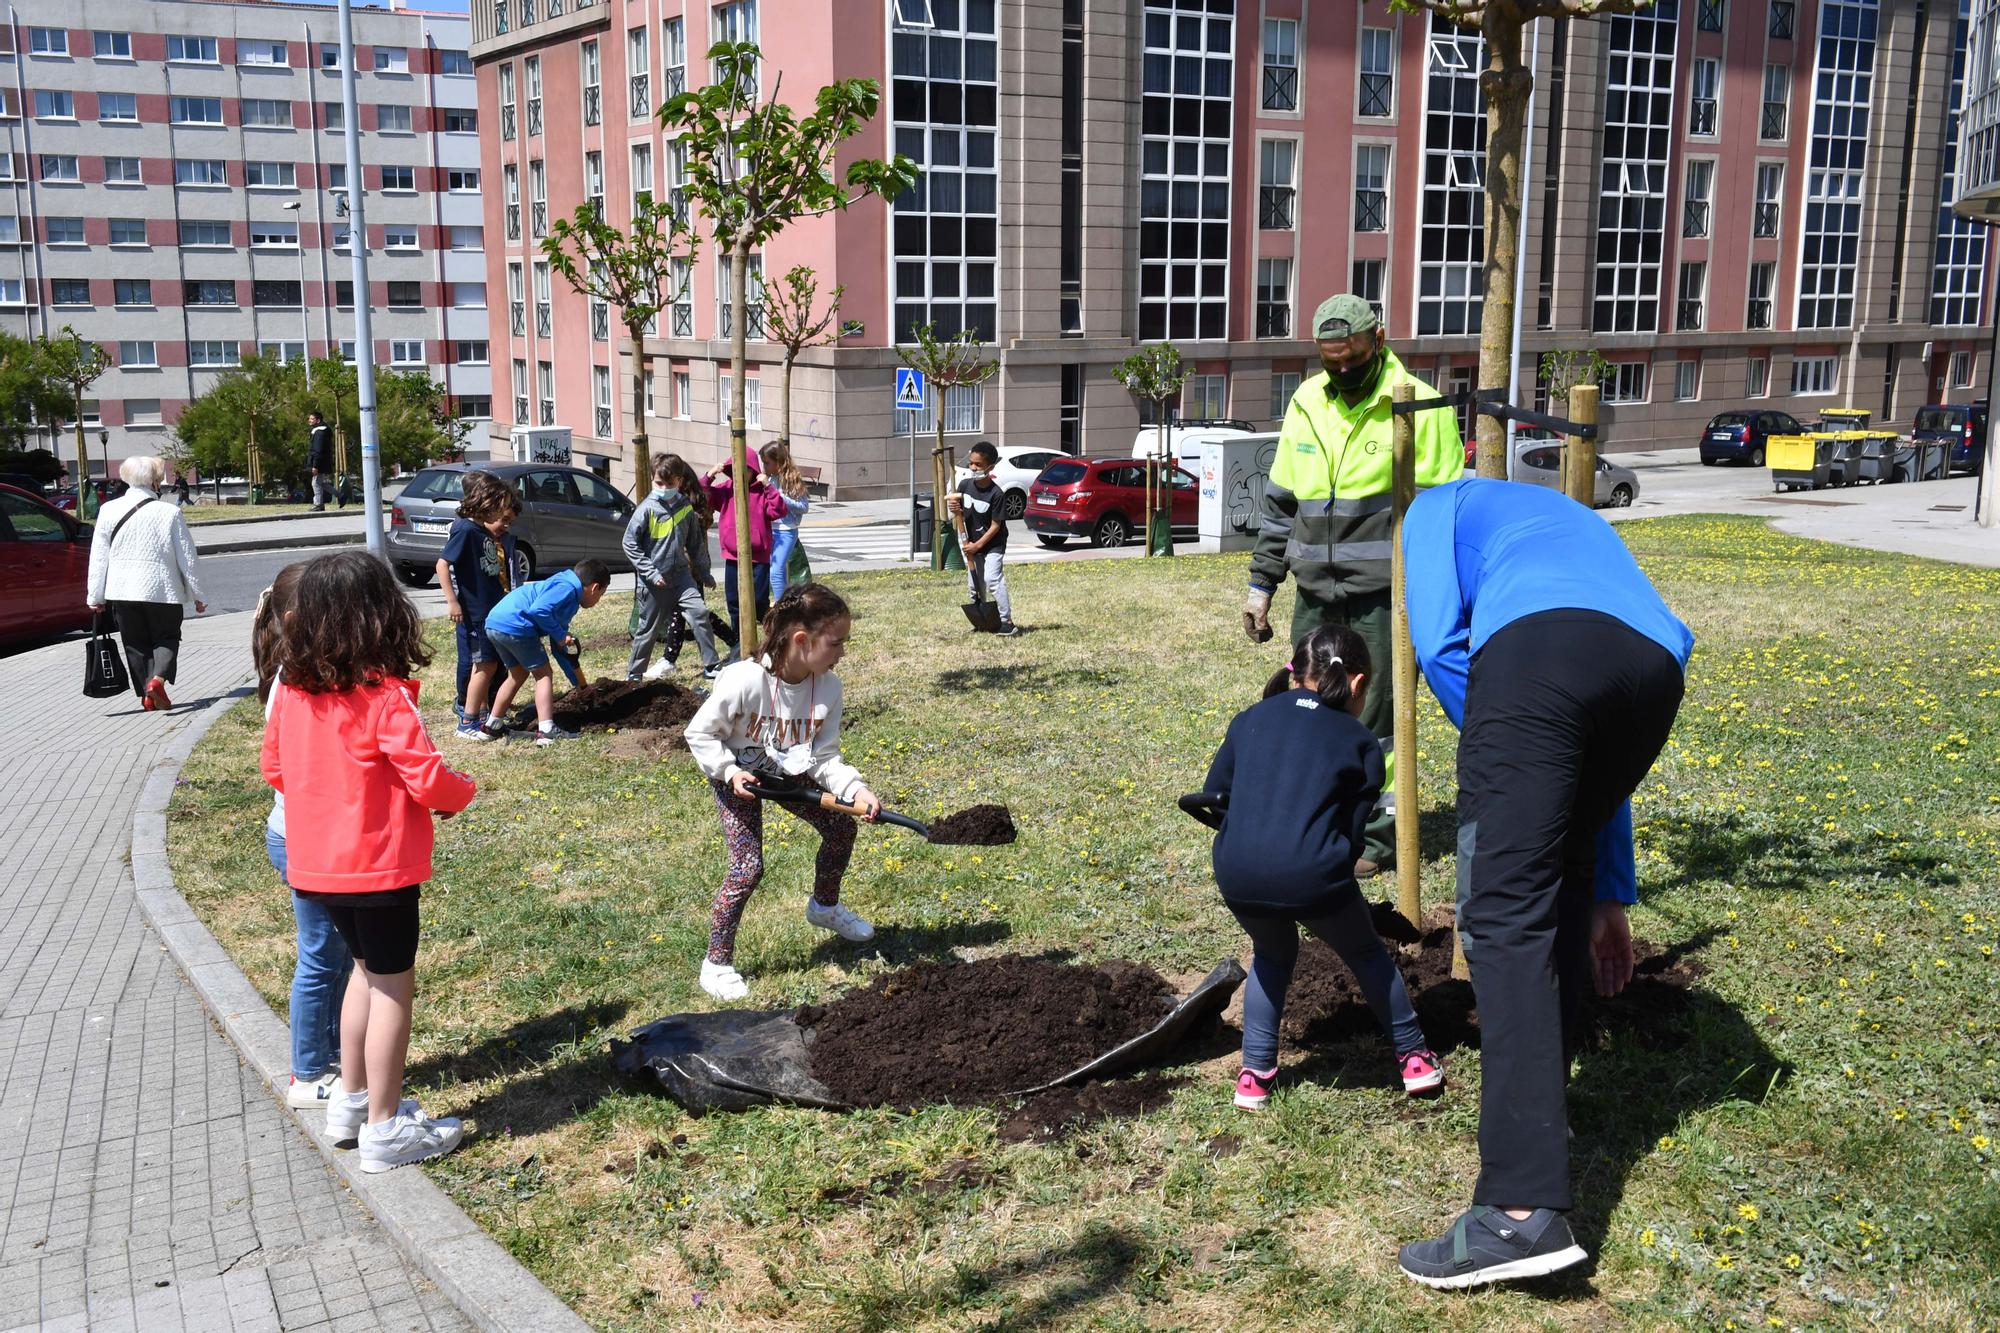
[260,677,476,893]
[702,472,789,564]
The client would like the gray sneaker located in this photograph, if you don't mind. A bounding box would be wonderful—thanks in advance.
[1398,1206,1588,1288]
[358,1107,465,1173]
[535,723,579,746]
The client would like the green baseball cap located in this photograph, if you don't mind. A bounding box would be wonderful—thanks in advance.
[1311,293,1380,340]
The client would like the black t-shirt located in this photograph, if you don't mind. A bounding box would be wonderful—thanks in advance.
[439,518,518,622]
[957,476,1007,551]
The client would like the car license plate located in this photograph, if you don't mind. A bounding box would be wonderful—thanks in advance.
[412,519,450,534]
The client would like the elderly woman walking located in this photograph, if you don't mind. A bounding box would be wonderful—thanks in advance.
[87,455,207,710]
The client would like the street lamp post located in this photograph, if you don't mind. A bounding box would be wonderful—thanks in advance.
[336,0,385,558]
[281,201,313,392]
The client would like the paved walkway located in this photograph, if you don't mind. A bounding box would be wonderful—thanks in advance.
[0,612,468,1333]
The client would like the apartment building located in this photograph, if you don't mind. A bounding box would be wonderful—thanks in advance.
[1959,0,2000,222]
[3,0,489,470]
[471,0,1996,497]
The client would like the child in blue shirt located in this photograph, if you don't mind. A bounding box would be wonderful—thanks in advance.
[481,557,611,745]
[435,471,521,741]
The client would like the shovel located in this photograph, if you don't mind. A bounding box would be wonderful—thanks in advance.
[744,778,933,838]
[554,636,585,689]
[950,506,1005,633]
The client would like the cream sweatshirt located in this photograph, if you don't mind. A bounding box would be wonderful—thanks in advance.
[685,657,864,801]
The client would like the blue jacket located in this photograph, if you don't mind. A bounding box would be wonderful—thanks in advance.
[1402,479,1693,903]
[486,569,584,643]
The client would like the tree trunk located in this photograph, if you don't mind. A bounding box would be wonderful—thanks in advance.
[1475,6,1532,481]
[627,324,651,493]
[729,236,756,657]
[778,352,793,442]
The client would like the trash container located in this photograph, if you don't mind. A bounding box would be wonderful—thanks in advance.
[1828,434,1864,487]
[910,491,934,555]
[1912,439,1949,481]
[1769,434,1833,491]
[1856,434,1897,484]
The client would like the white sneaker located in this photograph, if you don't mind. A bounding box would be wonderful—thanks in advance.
[287,1070,342,1109]
[358,1106,465,1174]
[325,1087,376,1148]
[643,657,674,681]
[699,959,749,1000]
[805,900,876,942]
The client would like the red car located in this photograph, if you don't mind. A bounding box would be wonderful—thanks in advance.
[1024,456,1199,549]
[0,482,94,646]
[50,479,125,514]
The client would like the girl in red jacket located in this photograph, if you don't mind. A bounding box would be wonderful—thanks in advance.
[261,550,478,1173]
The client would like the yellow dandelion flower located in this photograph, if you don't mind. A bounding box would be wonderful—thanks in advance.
[1639,1227,1656,1246]
[1974,1135,1991,1151]
[1737,1203,1759,1221]
[1714,1254,1736,1271]
[1785,1253,1802,1269]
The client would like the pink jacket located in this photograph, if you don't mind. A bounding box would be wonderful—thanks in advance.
[702,472,789,564]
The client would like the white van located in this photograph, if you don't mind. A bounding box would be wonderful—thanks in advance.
[1130,420,1263,464]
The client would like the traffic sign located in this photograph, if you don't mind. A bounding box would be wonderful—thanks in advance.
[894,367,926,410]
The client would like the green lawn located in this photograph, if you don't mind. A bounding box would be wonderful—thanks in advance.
[168,516,2000,1331]
[180,501,328,524]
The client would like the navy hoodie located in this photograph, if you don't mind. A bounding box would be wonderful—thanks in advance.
[1201,688,1383,912]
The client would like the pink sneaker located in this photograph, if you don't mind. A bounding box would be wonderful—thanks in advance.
[1400,1048,1445,1095]
[1234,1066,1278,1111]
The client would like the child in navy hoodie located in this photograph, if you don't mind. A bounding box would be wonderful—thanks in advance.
[1200,623,1442,1110]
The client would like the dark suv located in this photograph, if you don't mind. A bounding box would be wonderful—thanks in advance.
[1912,402,1988,474]
[1700,409,1804,467]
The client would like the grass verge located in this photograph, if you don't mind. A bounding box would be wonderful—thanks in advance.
[169,515,2000,1331]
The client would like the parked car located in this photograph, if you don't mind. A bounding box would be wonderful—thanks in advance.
[1510,442,1640,508]
[1912,401,1988,474]
[0,481,93,646]
[1700,409,1805,467]
[952,446,1079,520]
[385,462,636,588]
[50,479,126,514]
[1024,455,1200,549]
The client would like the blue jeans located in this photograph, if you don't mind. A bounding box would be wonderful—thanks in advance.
[266,827,352,1080]
[1229,890,1426,1071]
[769,527,800,601]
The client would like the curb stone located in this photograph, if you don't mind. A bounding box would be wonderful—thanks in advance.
[131,679,592,1333]
[192,531,367,556]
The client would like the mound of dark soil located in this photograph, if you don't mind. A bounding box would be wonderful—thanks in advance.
[799,957,1173,1109]
[551,677,704,733]
[927,804,1017,846]
[1279,901,1705,1058]
[997,1073,1186,1143]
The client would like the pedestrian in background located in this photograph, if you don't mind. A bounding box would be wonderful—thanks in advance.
[307,411,336,511]
[86,455,206,711]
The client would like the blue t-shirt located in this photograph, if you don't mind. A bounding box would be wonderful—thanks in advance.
[439,519,518,623]
[486,569,584,642]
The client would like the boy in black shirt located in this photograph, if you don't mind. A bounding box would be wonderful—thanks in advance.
[947,441,1020,636]
[435,471,521,739]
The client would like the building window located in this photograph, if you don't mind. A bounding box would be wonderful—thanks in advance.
[1354,144,1389,232]
[110,218,145,246]
[1760,64,1789,140]
[377,104,412,133]
[440,51,473,76]
[374,47,408,73]
[190,341,240,369]
[1689,58,1719,137]
[383,165,415,192]
[1791,354,1837,395]
[1592,4,1674,334]
[1770,0,1795,39]
[169,95,222,125]
[46,217,84,245]
[495,0,511,36]
[50,279,90,307]
[1747,356,1769,396]
[1255,257,1292,338]
[94,31,132,59]
[126,399,163,426]
[30,25,69,55]
[114,278,152,306]
[0,279,22,305]
[1948,350,1972,387]
[1754,162,1784,237]
[1258,140,1296,230]
[1747,261,1776,328]
[629,27,650,119]
[894,381,983,435]
[242,99,293,128]
[666,139,690,222]
[534,261,553,336]
[1359,27,1394,117]
[388,281,423,308]
[712,1,759,90]
[390,340,424,366]
[513,359,529,422]
[457,340,490,365]
[718,255,766,340]
[335,281,354,306]
[185,279,235,306]
[504,165,521,240]
[1797,0,1875,329]
[500,63,517,141]
[385,226,419,250]
[119,341,157,368]
[339,340,357,362]
[1060,363,1083,451]
[457,395,492,420]
[530,160,547,236]
[33,90,72,120]
[525,55,543,137]
[180,220,231,247]
[1419,19,1486,337]
[99,92,137,121]
[717,374,763,430]
[663,16,687,97]
[447,169,480,192]
[174,159,227,187]
[1262,17,1298,111]
[167,35,218,63]
[594,365,613,437]
[246,161,296,189]
[1932,6,1987,327]
[1601,361,1648,404]
[40,155,80,183]
[1698,0,1725,31]
[1184,373,1227,420]
[102,156,140,185]
[537,361,557,427]
[1137,0,1233,342]
[1673,360,1701,401]
[1352,257,1386,324]
[1268,370,1302,422]
[240,40,288,67]
[585,152,604,218]
[253,280,302,307]
[452,282,486,308]
[631,143,654,215]
[443,109,477,133]
[508,262,525,336]
[322,102,344,131]
[250,221,298,249]
[890,0,1000,343]
[1683,160,1713,237]
[1675,262,1706,331]
[669,258,693,336]
[580,40,602,126]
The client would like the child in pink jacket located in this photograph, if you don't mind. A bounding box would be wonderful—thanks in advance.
[703,461,790,644]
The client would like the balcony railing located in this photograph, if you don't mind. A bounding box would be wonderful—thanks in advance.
[1754,201,1779,237]
[1255,302,1291,339]
[1683,199,1711,238]
[494,0,508,34]
[595,405,612,437]
[583,85,600,126]
[671,304,692,337]
[1258,185,1295,230]
[590,303,608,341]
[1676,299,1704,331]
[1261,64,1297,112]
[526,99,542,137]
[535,302,551,337]
[539,399,556,426]
[1761,102,1786,139]
[505,205,520,240]
[518,0,534,26]
[1358,72,1392,118]
[585,193,603,221]
[1354,188,1386,232]
[1747,297,1772,329]
[509,301,524,336]
[631,74,650,119]
[719,304,764,339]
[531,202,547,236]
[1689,99,1717,137]
[1769,0,1794,38]
[501,104,516,140]
[515,394,529,421]
[664,66,686,98]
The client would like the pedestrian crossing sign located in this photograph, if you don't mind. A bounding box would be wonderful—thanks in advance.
[895,367,927,410]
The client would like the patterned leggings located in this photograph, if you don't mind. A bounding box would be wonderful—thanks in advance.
[708,781,857,963]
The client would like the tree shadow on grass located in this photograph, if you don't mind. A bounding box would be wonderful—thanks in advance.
[809,918,1012,970]
[407,1000,631,1086]
[833,1220,1141,1333]
[933,662,1123,693]
[1648,810,1958,892]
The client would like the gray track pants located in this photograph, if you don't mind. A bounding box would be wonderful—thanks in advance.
[630,574,720,676]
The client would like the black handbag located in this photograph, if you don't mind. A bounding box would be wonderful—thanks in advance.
[83,612,130,698]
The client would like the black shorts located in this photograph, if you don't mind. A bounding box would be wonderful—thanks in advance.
[299,886,422,974]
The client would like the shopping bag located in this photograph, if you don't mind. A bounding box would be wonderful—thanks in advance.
[83,614,130,699]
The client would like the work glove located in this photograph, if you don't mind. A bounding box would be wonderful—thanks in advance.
[1243,586,1274,643]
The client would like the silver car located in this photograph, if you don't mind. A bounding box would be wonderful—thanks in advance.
[1509,442,1640,508]
[385,462,637,588]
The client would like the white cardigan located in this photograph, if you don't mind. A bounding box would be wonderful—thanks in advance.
[86,488,207,609]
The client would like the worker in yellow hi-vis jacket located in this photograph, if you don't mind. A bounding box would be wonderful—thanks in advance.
[1243,294,1463,874]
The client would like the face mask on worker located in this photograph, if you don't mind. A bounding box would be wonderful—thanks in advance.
[1327,345,1386,396]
